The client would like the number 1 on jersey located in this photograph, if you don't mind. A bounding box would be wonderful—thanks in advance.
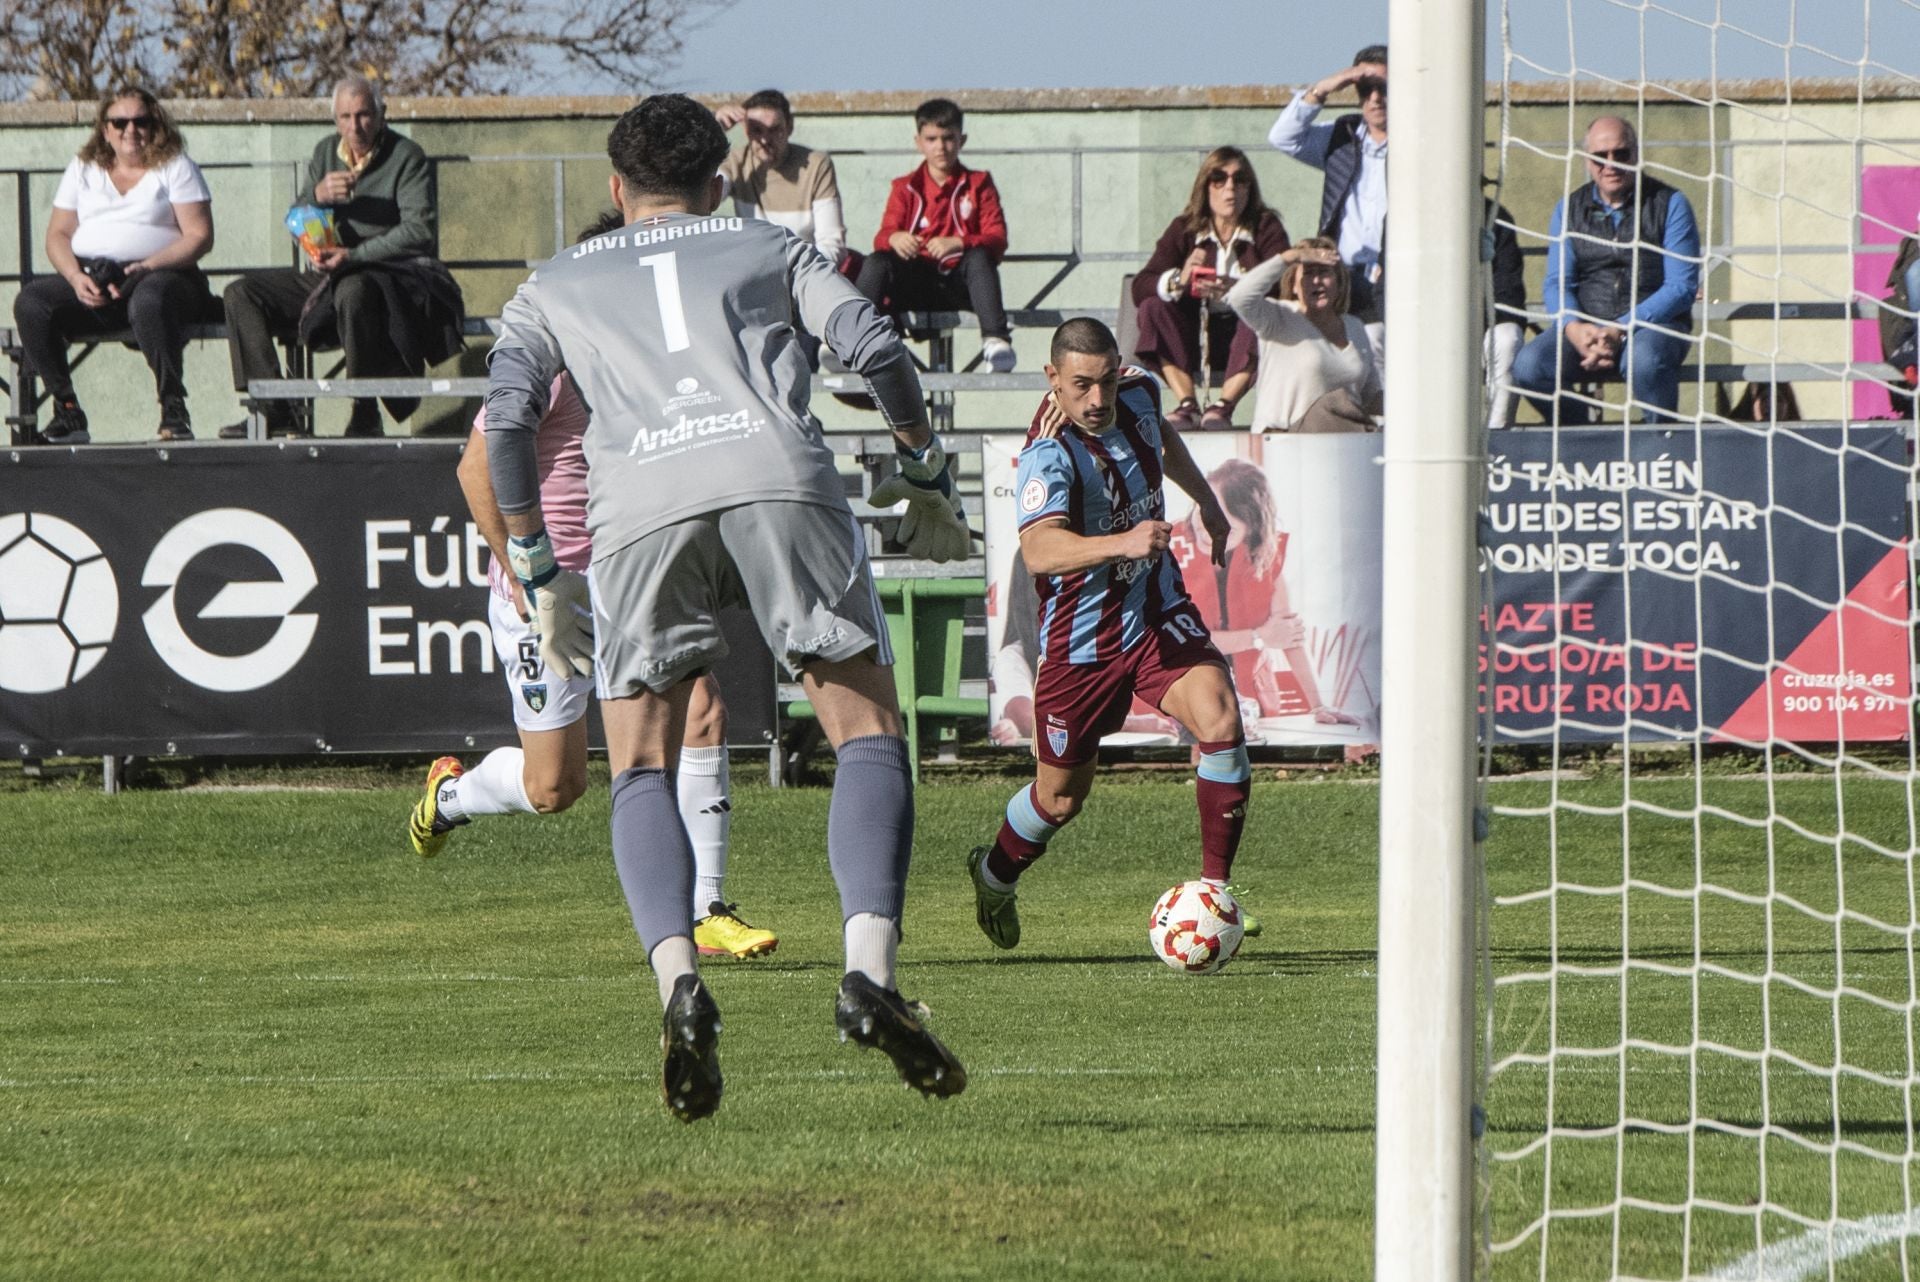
[636,251,690,353]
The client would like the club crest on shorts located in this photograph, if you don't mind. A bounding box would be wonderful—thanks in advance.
[522,683,548,713]
[1046,719,1069,757]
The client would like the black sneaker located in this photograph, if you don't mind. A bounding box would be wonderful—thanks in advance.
[661,974,723,1123]
[41,399,89,445]
[157,396,192,441]
[220,403,304,440]
[835,972,967,1098]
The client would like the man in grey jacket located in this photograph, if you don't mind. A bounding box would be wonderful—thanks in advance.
[221,75,450,438]
[485,94,970,1123]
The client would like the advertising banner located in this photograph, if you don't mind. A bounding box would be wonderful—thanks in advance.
[982,431,1385,749]
[0,444,776,757]
[1481,425,1911,742]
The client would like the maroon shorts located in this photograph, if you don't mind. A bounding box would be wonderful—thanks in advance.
[1032,616,1227,767]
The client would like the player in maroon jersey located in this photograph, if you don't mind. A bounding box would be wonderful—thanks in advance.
[965,318,1255,950]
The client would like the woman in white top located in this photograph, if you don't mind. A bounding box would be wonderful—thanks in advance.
[1226,236,1382,433]
[12,87,215,443]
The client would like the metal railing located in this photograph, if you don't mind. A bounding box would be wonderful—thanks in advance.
[0,142,1253,304]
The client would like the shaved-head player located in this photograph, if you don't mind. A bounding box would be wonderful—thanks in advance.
[966,320,1257,950]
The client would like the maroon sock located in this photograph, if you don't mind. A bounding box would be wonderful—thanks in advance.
[985,784,1064,883]
[1195,738,1251,882]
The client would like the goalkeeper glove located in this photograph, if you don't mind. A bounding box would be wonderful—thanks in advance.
[506,530,595,680]
[868,434,971,562]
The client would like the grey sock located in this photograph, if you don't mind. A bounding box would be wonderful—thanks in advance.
[828,734,912,921]
[609,766,695,956]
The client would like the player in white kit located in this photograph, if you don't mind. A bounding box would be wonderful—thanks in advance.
[485,95,972,1121]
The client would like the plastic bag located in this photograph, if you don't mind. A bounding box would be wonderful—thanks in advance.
[284,204,339,263]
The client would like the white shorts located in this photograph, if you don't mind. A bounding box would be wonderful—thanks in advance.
[488,586,595,732]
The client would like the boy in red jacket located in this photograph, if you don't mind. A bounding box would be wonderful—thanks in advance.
[855,98,1016,372]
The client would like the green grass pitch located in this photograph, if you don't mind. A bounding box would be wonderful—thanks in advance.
[3,769,1915,1279]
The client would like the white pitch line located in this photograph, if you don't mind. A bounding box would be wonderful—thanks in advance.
[0,1062,1379,1091]
[1706,1210,1920,1280]
[2,969,1374,987]
[0,974,627,987]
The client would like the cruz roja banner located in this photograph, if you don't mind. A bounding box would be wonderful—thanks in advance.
[980,423,1912,752]
[983,431,1385,750]
[1481,425,1912,743]
[0,443,776,757]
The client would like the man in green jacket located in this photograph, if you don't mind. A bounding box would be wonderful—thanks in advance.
[221,75,452,438]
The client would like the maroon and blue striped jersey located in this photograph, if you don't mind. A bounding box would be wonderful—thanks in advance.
[1014,369,1197,664]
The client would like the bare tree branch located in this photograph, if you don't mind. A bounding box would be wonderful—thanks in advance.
[0,0,719,100]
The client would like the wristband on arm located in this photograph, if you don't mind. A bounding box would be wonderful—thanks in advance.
[896,434,954,495]
[506,530,558,591]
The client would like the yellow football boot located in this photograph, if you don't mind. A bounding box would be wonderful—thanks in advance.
[407,756,464,858]
[693,902,779,959]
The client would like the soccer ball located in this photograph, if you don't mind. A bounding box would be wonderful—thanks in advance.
[0,513,119,694]
[1148,881,1245,975]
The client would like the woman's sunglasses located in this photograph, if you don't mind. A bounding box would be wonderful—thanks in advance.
[1209,170,1252,188]
[105,115,154,132]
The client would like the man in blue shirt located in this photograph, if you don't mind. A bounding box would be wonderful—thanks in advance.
[1512,115,1701,424]
[1269,44,1389,363]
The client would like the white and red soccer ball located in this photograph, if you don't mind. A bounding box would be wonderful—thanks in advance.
[1148,881,1245,975]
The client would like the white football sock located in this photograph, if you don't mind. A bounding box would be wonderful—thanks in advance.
[844,913,900,991]
[678,745,731,915]
[979,857,1016,894]
[650,936,698,1009]
[452,747,534,819]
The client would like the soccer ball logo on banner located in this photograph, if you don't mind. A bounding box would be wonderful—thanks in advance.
[0,513,118,694]
[1148,881,1246,975]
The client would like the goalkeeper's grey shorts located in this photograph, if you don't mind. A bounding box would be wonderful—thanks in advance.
[589,499,893,698]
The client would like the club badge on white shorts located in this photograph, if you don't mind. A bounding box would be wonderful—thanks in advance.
[522,683,548,713]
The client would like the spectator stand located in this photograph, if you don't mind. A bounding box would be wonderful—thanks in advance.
[1,152,545,444]
[9,146,1909,443]
[2,141,1199,444]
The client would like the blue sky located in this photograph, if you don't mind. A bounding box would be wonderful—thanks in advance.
[666,0,1914,95]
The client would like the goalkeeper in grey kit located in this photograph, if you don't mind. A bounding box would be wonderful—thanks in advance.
[484,94,968,1122]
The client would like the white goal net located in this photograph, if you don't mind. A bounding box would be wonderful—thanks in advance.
[1474,2,1920,1282]
[1476,3,1920,1280]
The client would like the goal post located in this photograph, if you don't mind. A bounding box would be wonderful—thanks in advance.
[1375,0,1488,1279]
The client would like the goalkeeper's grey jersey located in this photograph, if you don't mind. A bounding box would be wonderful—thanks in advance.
[485,212,870,560]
